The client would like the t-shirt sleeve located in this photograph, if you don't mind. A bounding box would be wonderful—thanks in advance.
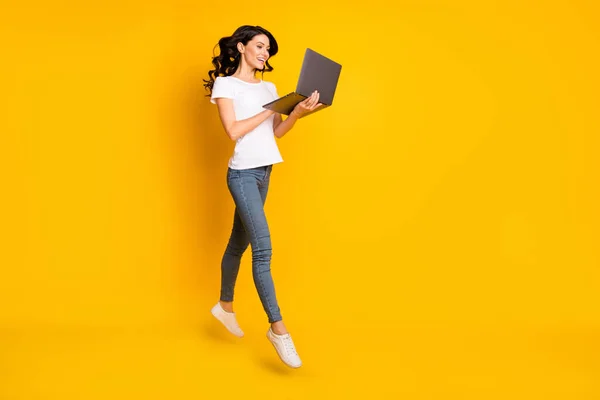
[266,81,279,99]
[210,77,235,104]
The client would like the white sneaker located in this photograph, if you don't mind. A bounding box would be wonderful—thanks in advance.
[210,302,244,338]
[266,327,302,368]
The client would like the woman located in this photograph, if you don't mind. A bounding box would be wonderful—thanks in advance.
[203,25,322,369]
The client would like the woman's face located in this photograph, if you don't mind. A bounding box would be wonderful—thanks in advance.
[240,34,270,71]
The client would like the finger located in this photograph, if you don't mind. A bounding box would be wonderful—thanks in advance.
[312,92,320,108]
[307,91,318,107]
[308,93,320,109]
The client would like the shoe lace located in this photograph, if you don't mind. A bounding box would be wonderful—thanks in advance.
[282,335,298,356]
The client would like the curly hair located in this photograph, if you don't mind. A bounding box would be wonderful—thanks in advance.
[203,25,279,97]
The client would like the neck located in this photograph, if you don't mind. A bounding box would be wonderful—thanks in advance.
[233,61,258,81]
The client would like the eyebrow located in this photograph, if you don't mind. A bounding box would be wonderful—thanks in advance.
[257,42,270,47]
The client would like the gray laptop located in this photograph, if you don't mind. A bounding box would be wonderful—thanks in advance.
[262,48,342,118]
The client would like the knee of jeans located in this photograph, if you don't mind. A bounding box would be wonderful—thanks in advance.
[254,234,271,248]
[226,241,249,256]
[252,247,272,264]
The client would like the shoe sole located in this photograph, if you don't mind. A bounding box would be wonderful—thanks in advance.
[211,307,244,338]
[267,331,302,369]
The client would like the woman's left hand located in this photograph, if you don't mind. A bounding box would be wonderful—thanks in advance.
[291,90,324,118]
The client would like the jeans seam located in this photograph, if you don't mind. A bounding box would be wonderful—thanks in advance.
[238,176,258,251]
[237,174,276,322]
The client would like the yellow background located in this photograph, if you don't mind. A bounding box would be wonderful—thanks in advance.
[2,0,599,398]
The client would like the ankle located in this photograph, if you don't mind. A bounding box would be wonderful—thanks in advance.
[271,320,288,335]
[219,301,234,313]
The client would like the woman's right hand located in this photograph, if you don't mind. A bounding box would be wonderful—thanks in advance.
[291,90,323,118]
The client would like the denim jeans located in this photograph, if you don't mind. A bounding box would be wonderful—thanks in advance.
[220,165,282,323]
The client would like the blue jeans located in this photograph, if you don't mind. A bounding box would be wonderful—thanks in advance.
[220,165,282,323]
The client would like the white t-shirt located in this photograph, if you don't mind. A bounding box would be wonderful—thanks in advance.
[210,76,284,170]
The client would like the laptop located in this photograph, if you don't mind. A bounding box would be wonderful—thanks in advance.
[262,48,342,118]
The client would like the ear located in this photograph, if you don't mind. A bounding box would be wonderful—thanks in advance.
[237,42,244,54]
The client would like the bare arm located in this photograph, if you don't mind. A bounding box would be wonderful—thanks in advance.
[273,111,299,138]
[214,98,275,141]
[273,91,323,139]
